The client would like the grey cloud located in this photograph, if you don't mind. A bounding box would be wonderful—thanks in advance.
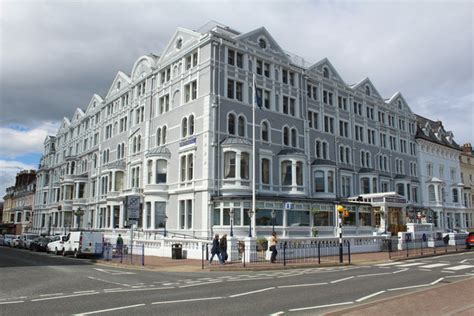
[0,0,472,143]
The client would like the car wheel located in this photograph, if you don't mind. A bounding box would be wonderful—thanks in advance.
[73,249,79,258]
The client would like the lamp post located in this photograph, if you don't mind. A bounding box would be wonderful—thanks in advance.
[247,209,254,237]
[229,209,234,237]
[336,205,349,264]
[271,210,276,234]
[163,215,168,237]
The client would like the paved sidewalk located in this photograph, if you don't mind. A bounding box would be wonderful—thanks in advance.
[97,247,470,272]
[324,277,474,316]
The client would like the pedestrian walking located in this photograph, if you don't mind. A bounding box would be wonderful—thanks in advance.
[209,234,224,265]
[220,234,228,263]
[270,232,278,263]
[116,234,124,255]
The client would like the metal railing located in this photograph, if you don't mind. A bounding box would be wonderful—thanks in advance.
[202,240,352,269]
[384,237,467,260]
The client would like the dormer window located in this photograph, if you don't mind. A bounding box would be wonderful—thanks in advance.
[117,81,121,90]
[258,38,267,49]
[365,85,371,96]
[323,67,329,79]
[176,38,183,49]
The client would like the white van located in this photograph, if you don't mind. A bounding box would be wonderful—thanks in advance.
[63,231,104,258]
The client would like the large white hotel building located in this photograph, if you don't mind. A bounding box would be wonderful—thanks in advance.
[32,22,443,239]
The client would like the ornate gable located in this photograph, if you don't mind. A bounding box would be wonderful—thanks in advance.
[58,117,71,134]
[105,71,132,99]
[351,77,383,100]
[308,58,345,83]
[236,27,289,61]
[386,92,413,114]
[131,55,158,82]
[85,94,104,114]
[158,27,201,66]
[71,108,85,124]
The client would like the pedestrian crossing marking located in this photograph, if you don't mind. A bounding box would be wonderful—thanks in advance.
[397,263,426,267]
[376,262,402,266]
[419,263,449,269]
[444,265,474,271]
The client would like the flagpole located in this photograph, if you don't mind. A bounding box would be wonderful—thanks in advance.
[251,73,256,238]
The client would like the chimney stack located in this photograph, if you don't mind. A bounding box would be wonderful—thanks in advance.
[463,143,472,155]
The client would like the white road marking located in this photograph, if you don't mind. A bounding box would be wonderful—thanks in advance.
[229,277,273,281]
[39,293,63,297]
[103,288,122,291]
[376,262,401,266]
[179,280,223,288]
[152,297,223,305]
[460,259,468,263]
[441,271,455,273]
[356,290,386,302]
[32,292,99,302]
[278,282,327,289]
[229,287,275,298]
[87,276,131,287]
[357,272,391,278]
[387,284,429,291]
[289,301,353,312]
[269,312,285,316]
[419,263,450,269]
[418,269,432,272]
[430,278,444,285]
[444,265,474,271]
[74,303,145,315]
[392,269,409,274]
[0,301,24,305]
[397,262,426,267]
[101,286,173,293]
[330,276,354,283]
[74,290,96,294]
[93,268,135,275]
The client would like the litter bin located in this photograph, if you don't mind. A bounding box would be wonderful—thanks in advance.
[172,243,182,259]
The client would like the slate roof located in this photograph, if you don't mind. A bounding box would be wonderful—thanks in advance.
[415,114,461,151]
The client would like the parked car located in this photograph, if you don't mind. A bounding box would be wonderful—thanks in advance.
[466,232,474,249]
[47,235,67,254]
[19,234,40,249]
[30,237,52,252]
[3,234,16,247]
[63,231,104,258]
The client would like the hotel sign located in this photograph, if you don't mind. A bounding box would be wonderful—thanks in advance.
[179,137,197,148]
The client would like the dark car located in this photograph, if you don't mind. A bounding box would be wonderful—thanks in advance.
[466,232,474,249]
[30,237,52,252]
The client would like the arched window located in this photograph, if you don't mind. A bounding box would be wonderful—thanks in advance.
[314,170,324,192]
[162,126,167,144]
[316,140,321,158]
[261,121,269,141]
[93,154,97,169]
[189,115,195,135]
[258,38,267,49]
[238,115,245,137]
[182,117,188,137]
[452,189,459,203]
[156,128,162,146]
[322,142,328,159]
[365,85,371,96]
[323,67,329,79]
[283,127,290,146]
[291,128,297,147]
[240,153,249,179]
[156,159,167,184]
[137,135,141,152]
[224,152,236,179]
[296,162,303,186]
[228,113,236,135]
[428,185,436,202]
[281,160,292,185]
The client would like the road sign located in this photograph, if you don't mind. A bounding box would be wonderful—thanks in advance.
[285,202,294,210]
[126,195,141,222]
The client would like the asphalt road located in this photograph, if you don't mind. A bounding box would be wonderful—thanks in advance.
[1,246,473,315]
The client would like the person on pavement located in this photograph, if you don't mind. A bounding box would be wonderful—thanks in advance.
[209,234,224,265]
[270,232,278,263]
[220,234,228,263]
[116,234,124,255]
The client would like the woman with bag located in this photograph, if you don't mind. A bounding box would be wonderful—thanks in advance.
[220,234,228,263]
[269,232,278,263]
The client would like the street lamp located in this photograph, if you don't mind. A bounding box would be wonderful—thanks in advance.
[163,215,168,237]
[336,205,350,264]
[247,209,254,237]
[229,209,234,237]
[271,210,276,233]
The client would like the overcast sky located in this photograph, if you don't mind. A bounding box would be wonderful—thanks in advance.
[0,0,473,200]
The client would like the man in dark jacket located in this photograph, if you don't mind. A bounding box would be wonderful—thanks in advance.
[220,234,228,263]
[209,234,224,265]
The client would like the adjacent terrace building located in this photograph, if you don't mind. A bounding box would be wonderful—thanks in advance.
[415,116,473,231]
[33,22,421,239]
